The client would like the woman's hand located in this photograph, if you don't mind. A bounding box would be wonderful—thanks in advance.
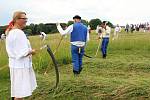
[26,49,36,56]
[31,49,36,55]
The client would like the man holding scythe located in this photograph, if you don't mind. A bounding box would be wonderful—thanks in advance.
[100,21,111,59]
[56,15,89,75]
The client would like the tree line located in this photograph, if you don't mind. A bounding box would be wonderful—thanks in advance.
[0,18,113,36]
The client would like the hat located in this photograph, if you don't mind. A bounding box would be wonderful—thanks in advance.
[73,15,81,19]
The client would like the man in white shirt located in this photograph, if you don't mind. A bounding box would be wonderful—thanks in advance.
[56,15,89,75]
[40,32,47,41]
[113,24,121,40]
[96,24,103,39]
[88,25,91,33]
[1,33,6,40]
[100,21,111,59]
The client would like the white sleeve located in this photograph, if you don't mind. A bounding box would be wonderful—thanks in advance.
[96,26,99,33]
[42,32,47,36]
[57,24,73,35]
[86,30,90,41]
[119,27,121,32]
[14,31,30,59]
[106,27,111,34]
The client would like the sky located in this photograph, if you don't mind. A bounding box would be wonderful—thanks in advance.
[0,0,150,26]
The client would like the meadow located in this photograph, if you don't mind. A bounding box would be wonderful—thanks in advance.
[0,30,150,100]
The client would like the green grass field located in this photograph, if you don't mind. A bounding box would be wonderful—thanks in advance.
[0,31,150,100]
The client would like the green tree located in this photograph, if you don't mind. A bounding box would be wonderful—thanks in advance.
[81,19,88,26]
[29,23,36,34]
[107,21,114,28]
[24,29,32,36]
[39,23,46,33]
[89,18,102,30]
[67,21,74,26]
[0,26,7,34]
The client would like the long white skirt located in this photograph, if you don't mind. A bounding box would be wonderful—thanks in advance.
[10,67,37,98]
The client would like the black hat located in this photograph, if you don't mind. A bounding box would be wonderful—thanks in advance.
[103,21,107,24]
[103,21,109,25]
[73,15,81,19]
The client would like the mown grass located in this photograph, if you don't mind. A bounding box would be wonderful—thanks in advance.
[0,31,150,100]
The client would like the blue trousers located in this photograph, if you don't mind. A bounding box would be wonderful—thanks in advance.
[71,45,84,72]
[101,38,109,55]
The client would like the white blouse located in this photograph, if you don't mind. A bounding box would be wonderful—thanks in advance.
[6,29,32,68]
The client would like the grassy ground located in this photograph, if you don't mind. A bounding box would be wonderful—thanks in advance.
[0,31,150,100]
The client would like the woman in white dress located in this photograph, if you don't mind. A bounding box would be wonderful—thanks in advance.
[5,11,37,100]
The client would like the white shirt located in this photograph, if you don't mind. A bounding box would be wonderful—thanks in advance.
[57,24,89,47]
[96,25,102,34]
[115,26,121,32]
[40,32,47,41]
[6,29,32,68]
[102,26,111,38]
[1,34,6,40]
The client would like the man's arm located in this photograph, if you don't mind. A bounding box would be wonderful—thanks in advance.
[57,23,73,35]
[86,30,90,41]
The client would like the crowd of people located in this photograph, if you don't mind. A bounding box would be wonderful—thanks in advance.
[125,22,150,33]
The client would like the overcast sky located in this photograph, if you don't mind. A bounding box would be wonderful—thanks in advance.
[0,0,150,26]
